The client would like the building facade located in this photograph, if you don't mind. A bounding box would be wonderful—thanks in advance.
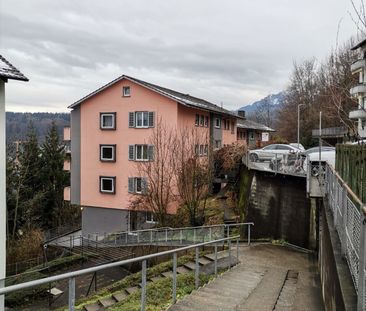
[65,75,239,235]
[350,39,366,138]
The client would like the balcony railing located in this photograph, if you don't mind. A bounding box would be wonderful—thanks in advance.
[351,59,366,73]
[312,126,347,138]
[350,84,366,96]
[349,109,366,120]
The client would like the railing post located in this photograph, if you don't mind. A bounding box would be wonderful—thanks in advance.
[69,236,72,249]
[228,240,232,269]
[236,236,239,262]
[195,247,199,289]
[125,232,128,244]
[172,252,177,304]
[357,215,366,311]
[68,277,76,311]
[193,228,196,243]
[226,226,229,238]
[137,232,140,244]
[115,234,117,246]
[209,227,212,241]
[141,260,147,311]
[95,235,98,251]
[150,230,153,244]
[180,229,183,244]
[165,229,168,243]
[247,225,251,246]
[214,244,218,276]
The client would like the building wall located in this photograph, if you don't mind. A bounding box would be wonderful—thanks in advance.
[79,79,179,211]
[222,117,237,145]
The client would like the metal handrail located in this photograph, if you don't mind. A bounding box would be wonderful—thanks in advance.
[0,235,241,311]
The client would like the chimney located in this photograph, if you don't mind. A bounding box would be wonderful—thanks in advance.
[238,110,246,118]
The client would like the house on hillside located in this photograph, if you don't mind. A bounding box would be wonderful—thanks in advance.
[64,75,240,236]
[350,39,366,138]
[236,110,275,149]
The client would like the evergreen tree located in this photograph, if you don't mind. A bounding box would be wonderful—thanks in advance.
[40,122,68,228]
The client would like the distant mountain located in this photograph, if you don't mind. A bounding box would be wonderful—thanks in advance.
[239,92,284,115]
[238,92,284,129]
[6,112,70,144]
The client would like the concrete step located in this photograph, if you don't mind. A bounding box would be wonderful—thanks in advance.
[125,286,139,295]
[236,269,287,311]
[83,303,101,311]
[112,291,127,302]
[198,257,212,265]
[183,261,196,270]
[150,276,164,282]
[162,271,174,278]
[177,266,191,274]
[99,296,116,308]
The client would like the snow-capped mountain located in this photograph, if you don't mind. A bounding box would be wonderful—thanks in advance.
[238,92,284,115]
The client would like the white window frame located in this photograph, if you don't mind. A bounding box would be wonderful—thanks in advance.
[215,118,221,129]
[123,86,131,97]
[195,114,199,126]
[100,113,116,130]
[100,145,116,162]
[135,144,149,161]
[135,111,149,128]
[146,211,156,224]
[100,176,115,194]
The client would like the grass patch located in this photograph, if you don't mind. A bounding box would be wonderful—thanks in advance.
[108,273,213,311]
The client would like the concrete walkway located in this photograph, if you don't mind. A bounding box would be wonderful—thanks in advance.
[169,244,324,311]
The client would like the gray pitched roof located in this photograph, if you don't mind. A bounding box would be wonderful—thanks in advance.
[237,118,275,132]
[351,38,366,50]
[69,75,240,118]
[0,55,28,81]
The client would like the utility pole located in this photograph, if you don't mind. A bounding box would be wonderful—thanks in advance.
[319,111,322,162]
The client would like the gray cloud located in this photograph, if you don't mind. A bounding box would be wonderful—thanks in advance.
[0,0,357,112]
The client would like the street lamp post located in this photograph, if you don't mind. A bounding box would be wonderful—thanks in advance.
[297,104,305,149]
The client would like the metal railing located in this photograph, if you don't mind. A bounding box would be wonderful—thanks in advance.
[0,235,240,311]
[244,151,307,177]
[101,222,254,246]
[325,164,366,310]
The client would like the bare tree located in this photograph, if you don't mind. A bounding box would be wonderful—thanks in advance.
[173,127,213,226]
[129,119,176,226]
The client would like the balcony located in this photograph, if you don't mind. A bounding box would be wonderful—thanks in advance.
[350,84,366,96]
[349,109,366,120]
[63,158,70,171]
[63,126,70,141]
[351,59,366,74]
[64,141,71,154]
[64,186,70,201]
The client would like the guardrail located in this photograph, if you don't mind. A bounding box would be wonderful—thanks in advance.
[100,222,254,247]
[0,235,241,311]
[325,164,366,311]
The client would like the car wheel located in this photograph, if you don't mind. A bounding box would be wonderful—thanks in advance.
[250,153,258,162]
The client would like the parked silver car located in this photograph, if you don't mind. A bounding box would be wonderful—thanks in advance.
[249,144,300,162]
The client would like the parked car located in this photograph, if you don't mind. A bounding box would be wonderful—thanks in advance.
[249,144,300,162]
[290,143,305,151]
[303,146,336,175]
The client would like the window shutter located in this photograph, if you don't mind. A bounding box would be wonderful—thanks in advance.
[142,178,148,194]
[148,111,155,127]
[128,145,135,160]
[129,112,135,128]
[128,177,135,193]
[148,145,154,161]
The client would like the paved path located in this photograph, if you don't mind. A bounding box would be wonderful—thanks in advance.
[169,244,324,311]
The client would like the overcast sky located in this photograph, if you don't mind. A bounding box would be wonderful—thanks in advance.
[0,0,360,112]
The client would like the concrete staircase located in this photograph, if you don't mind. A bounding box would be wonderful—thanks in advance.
[169,266,307,311]
[83,251,226,311]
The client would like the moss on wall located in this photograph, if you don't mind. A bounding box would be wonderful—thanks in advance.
[237,165,253,222]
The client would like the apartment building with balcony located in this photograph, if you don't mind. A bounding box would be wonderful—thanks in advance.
[350,39,366,138]
[65,75,239,236]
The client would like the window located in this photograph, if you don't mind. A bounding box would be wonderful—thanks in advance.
[195,114,199,126]
[214,140,222,149]
[100,113,116,130]
[100,145,116,162]
[129,111,154,128]
[123,86,131,97]
[129,145,154,161]
[128,177,147,194]
[215,118,221,128]
[205,116,209,127]
[199,144,204,155]
[146,212,156,223]
[249,132,255,140]
[195,144,199,156]
[100,176,115,194]
[204,144,208,155]
[200,115,204,126]
[231,121,235,134]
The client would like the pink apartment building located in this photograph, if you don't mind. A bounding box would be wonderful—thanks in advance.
[64,75,239,236]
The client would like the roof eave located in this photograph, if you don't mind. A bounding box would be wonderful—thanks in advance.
[351,38,366,50]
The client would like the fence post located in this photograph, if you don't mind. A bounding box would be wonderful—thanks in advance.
[193,228,196,243]
[141,260,147,311]
[195,247,199,289]
[228,240,232,269]
[180,230,183,244]
[68,277,76,311]
[165,229,168,243]
[357,213,366,311]
[209,227,212,241]
[226,226,229,238]
[96,235,98,252]
[150,230,153,244]
[247,225,251,246]
[214,244,218,276]
[69,236,72,249]
[172,252,177,304]
[236,236,239,262]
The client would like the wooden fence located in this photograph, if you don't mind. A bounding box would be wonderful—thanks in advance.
[336,144,366,204]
